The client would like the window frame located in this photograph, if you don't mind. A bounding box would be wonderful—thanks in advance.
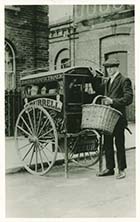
[5,40,16,90]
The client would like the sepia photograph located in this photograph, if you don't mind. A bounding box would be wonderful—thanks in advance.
[2,0,136,219]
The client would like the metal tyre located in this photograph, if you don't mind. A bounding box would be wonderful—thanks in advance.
[15,105,58,175]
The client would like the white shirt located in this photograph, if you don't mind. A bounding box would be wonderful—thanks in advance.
[110,71,120,85]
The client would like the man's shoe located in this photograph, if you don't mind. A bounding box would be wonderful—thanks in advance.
[116,170,126,179]
[96,169,114,177]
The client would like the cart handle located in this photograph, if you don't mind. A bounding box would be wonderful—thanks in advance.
[92,95,107,105]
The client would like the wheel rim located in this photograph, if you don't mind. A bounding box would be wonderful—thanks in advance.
[15,105,58,175]
[68,129,100,167]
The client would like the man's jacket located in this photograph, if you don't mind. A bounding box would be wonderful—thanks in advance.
[92,73,133,127]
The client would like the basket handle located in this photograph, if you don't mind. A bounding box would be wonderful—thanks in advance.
[92,95,107,104]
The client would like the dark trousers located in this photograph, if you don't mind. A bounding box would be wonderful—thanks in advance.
[104,124,127,170]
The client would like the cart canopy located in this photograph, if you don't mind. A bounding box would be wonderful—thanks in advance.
[20,66,94,85]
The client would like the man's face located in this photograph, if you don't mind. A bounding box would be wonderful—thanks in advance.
[106,66,118,77]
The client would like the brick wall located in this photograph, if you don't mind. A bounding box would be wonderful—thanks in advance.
[75,18,135,121]
[5,5,49,89]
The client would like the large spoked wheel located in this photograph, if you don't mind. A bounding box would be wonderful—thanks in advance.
[68,129,100,167]
[15,104,58,175]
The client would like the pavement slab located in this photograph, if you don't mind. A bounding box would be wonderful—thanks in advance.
[5,149,136,218]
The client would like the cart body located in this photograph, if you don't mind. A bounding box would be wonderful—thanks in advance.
[15,66,100,175]
[21,66,97,133]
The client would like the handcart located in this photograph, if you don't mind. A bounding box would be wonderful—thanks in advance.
[15,66,121,177]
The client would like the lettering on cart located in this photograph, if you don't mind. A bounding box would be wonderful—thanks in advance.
[22,73,63,85]
[26,98,62,112]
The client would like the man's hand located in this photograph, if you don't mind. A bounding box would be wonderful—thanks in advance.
[89,67,97,77]
[102,97,113,106]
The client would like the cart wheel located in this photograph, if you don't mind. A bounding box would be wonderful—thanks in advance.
[15,105,58,175]
[68,129,100,167]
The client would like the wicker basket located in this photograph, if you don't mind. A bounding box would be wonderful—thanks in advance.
[81,95,122,135]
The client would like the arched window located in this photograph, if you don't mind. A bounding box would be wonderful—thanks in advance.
[5,41,16,90]
[54,48,70,70]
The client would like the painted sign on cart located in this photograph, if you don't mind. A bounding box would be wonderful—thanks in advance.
[26,98,63,112]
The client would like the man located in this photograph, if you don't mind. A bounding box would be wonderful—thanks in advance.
[92,58,133,179]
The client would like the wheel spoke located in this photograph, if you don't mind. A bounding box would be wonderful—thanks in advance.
[22,144,34,161]
[39,138,54,143]
[39,141,54,154]
[35,145,38,172]
[83,152,86,162]
[87,151,92,160]
[17,125,31,137]
[26,109,35,134]
[69,137,79,158]
[77,152,81,162]
[15,137,27,140]
[18,142,31,151]
[33,106,37,134]
[36,109,42,134]
[39,128,53,139]
[39,140,56,152]
[39,142,51,165]
[21,116,33,135]
[38,146,44,172]
[29,145,35,167]
[38,118,50,137]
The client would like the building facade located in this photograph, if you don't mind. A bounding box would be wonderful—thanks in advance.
[49,5,135,121]
[5,5,49,90]
[5,5,49,136]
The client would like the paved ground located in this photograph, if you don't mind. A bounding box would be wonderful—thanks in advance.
[5,149,136,218]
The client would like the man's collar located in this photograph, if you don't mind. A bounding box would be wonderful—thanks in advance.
[111,71,119,79]
[110,71,119,83]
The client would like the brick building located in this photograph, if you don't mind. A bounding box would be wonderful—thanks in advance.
[5,5,49,136]
[49,5,135,121]
[5,5,49,90]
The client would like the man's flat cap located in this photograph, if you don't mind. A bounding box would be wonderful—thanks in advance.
[103,58,120,67]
